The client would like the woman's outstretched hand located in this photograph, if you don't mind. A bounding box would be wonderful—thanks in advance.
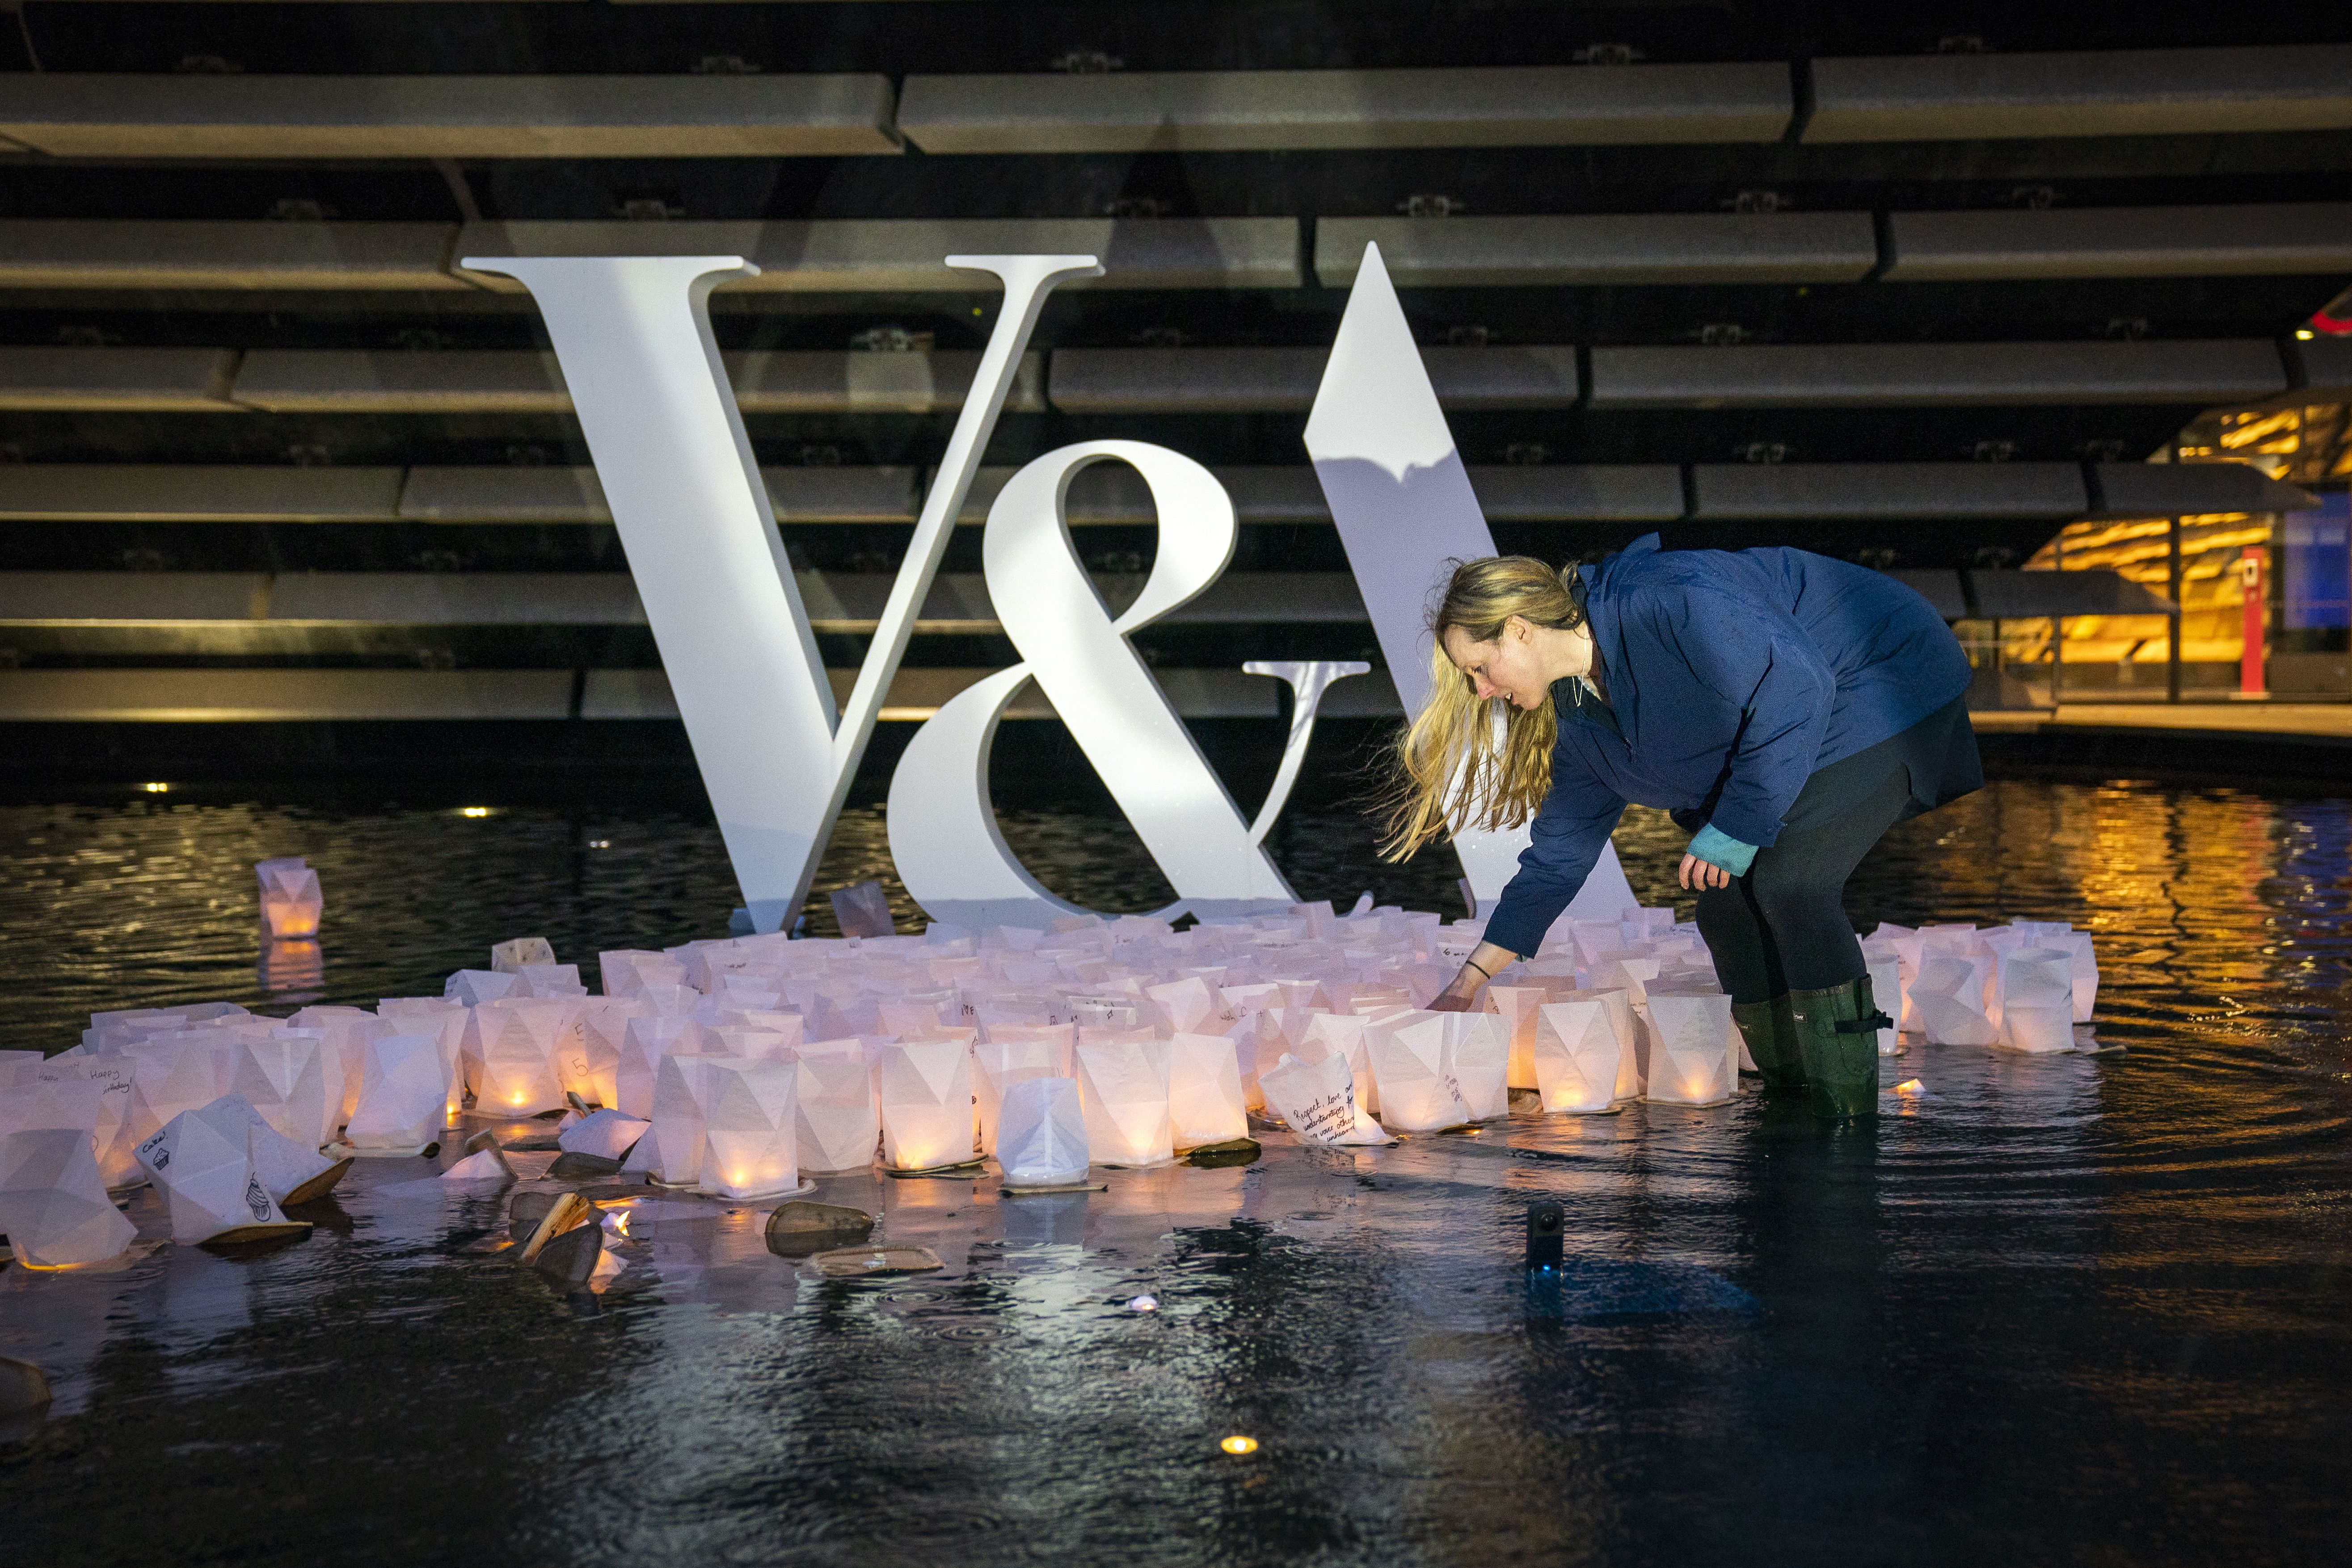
[1678,852,1732,891]
[1428,990,1475,1012]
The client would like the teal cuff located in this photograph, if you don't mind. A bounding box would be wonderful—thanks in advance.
[1688,824,1757,877]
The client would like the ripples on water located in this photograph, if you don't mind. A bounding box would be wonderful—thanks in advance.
[3,777,2350,1567]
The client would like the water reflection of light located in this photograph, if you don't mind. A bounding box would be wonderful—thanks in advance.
[1221,1435,1259,1455]
[458,806,493,819]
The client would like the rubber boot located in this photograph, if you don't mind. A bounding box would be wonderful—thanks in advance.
[1788,974,1893,1122]
[1731,996,1806,1093]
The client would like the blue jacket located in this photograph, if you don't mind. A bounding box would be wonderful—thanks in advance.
[1480,535,1973,957]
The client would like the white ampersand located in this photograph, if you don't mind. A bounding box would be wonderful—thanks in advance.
[889,441,1343,928]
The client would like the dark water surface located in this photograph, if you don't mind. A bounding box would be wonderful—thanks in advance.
[4,778,2351,1566]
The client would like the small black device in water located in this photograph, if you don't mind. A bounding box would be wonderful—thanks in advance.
[1526,1201,1565,1270]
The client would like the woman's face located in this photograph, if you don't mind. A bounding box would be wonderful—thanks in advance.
[1442,618,1551,711]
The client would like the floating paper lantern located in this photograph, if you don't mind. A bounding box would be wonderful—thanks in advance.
[615,1013,705,1121]
[1484,985,1549,1090]
[208,1096,341,1205]
[136,1099,306,1246]
[290,1005,390,1124]
[470,998,573,1117]
[556,1107,650,1162]
[1299,1012,1377,1116]
[1998,948,2077,1053]
[1642,991,1737,1106]
[344,1035,449,1149]
[1166,1033,1247,1151]
[973,1037,1062,1155]
[1258,1051,1386,1144]
[873,1039,977,1171]
[0,1126,136,1267]
[1449,1014,1511,1121]
[226,1033,334,1148]
[642,1053,720,1184]
[1363,1012,1470,1131]
[490,936,556,973]
[1074,1037,1175,1168]
[444,969,518,1008]
[379,998,470,1117]
[996,1077,1091,1189]
[696,1058,801,1199]
[1912,952,2000,1046]
[1530,999,1622,1113]
[255,856,322,939]
[793,1055,881,1173]
[1145,976,1228,1035]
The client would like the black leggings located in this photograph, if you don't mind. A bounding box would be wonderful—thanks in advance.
[1692,763,1914,1004]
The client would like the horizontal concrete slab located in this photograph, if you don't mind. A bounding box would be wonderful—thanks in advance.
[399,466,923,524]
[0,668,580,721]
[0,221,468,291]
[583,666,1405,723]
[0,346,242,411]
[0,568,1374,631]
[2088,462,2318,517]
[1884,203,2352,280]
[0,465,407,522]
[897,63,1791,153]
[1970,568,2175,618]
[1588,339,2289,407]
[1691,462,2090,519]
[2287,335,2352,400]
[1807,45,2352,143]
[456,217,1302,291]
[230,348,1044,415]
[1316,213,1879,287]
[0,73,902,159]
[1047,344,1582,413]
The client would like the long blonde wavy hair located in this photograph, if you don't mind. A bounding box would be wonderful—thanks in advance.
[1379,556,1587,861]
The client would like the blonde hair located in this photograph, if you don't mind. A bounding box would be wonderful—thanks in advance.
[1379,556,1586,861]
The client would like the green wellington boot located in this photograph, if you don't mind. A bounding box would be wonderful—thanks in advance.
[1731,995,1807,1093]
[1787,974,1895,1121]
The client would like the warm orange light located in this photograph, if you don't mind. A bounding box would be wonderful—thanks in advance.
[1895,1079,1925,1096]
[142,782,170,793]
[459,806,493,818]
[1220,1436,1259,1456]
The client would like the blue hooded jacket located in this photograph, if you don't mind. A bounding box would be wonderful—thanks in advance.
[1479,534,1973,957]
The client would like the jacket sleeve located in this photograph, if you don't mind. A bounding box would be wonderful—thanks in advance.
[1637,583,1834,849]
[1477,748,1626,959]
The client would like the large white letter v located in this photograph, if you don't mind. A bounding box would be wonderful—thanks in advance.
[467,251,1101,932]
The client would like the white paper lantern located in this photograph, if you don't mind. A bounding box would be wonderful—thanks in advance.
[1166,1033,1248,1151]
[696,1058,801,1199]
[793,1054,880,1173]
[1074,1037,1176,1168]
[471,998,572,1116]
[1998,948,2077,1053]
[615,1013,701,1121]
[1257,1051,1387,1144]
[256,856,323,939]
[1530,999,1623,1113]
[873,1039,976,1171]
[570,996,645,1107]
[124,1035,238,1149]
[556,1107,650,1161]
[289,1005,390,1123]
[996,1076,1091,1189]
[1642,991,1738,1106]
[344,1035,451,1149]
[1449,1014,1511,1121]
[378,998,468,1117]
[1364,1012,1469,1132]
[1299,1012,1377,1116]
[641,1053,718,1184]
[0,1126,137,1267]
[1484,984,1549,1090]
[1913,951,2000,1045]
[973,1036,1062,1155]
[136,1099,301,1245]
[227,1033,335,1148]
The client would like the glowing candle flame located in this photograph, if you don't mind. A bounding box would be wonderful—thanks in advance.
[1220,1436,1258,1455]
[1895,1079,1925,1096]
